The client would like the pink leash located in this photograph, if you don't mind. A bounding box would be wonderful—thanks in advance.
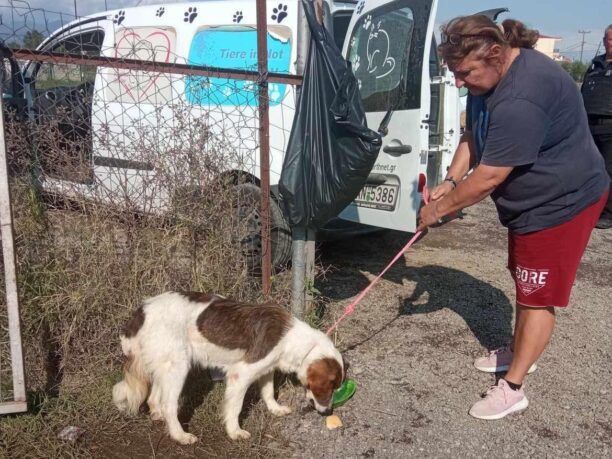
[326,186,430,336]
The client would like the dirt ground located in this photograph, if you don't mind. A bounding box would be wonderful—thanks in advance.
[278,199,611,458]
[2,199,609,458]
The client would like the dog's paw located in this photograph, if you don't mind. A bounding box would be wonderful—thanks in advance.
[175,432,198,445]
[150,410,163,421]
[269,404,292,416]
[228,428,251,441]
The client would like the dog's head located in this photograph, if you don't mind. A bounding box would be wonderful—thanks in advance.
[305,357,344,415]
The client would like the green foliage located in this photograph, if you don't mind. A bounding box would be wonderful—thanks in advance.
[23,30,45,49]
[305,278,321,297]
[560,60,589,83]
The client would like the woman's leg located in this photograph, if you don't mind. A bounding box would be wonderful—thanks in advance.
[505,304,555,385]
[469,303,553,419]
[510,304,521,351]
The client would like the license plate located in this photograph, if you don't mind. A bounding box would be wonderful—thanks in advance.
[353,184,398,211]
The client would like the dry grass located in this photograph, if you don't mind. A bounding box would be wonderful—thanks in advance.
[1,367,292,458]
[0,105,295,456]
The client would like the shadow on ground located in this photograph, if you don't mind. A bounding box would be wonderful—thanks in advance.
[318,232,513,351]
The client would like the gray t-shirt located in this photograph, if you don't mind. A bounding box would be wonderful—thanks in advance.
[468,48,609,234]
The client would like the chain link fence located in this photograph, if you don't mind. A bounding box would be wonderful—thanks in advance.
[0,0,302,417]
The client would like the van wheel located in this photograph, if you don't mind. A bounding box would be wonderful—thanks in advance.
[230,183,292,272]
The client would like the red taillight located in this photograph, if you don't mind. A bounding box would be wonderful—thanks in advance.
[418,173,426,192]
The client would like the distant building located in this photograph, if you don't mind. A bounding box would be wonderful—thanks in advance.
[535,34,566,61]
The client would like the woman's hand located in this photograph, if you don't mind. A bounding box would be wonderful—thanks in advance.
[430,181,454,201]
[417,201,440,232]
[418,164,514,233]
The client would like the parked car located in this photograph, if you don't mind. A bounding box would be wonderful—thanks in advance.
[2,0,461,266]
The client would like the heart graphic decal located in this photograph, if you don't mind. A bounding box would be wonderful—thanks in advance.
[112,28,176,103]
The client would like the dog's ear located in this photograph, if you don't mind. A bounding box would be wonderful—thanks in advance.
[307,358,343,401]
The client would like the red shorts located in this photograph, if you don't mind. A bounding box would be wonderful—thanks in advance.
[508,192,608,308]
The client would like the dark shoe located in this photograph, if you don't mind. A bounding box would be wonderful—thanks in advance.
[595,218,612,229]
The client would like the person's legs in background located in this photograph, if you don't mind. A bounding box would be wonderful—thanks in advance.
[591,127,612,229]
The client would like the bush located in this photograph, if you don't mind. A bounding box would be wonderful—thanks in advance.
[560,60,589,83]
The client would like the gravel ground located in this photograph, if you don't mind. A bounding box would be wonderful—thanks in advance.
[279,199,611,458]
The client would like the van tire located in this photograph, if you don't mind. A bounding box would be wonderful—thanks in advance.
[230,183,292,272]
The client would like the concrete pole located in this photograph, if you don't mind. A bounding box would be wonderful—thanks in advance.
[578,30,591,62]
[290,1,323,318]
[291,227,306,316]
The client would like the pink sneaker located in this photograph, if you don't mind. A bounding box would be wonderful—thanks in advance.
[474,346,537,374]
[469,379,529,420]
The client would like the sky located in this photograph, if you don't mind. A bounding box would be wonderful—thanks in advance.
[434,0,610,61]
[0,0,609,61]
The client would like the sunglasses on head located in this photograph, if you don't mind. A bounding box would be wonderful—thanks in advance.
[441,32,491,45]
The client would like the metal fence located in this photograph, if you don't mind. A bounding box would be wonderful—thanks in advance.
[0,0,306,415]
[0,95,26,414]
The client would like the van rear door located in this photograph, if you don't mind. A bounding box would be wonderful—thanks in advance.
[339,0,438,232]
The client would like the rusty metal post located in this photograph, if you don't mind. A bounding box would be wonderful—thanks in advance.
[256,0,272,297]
[10,49,303,86]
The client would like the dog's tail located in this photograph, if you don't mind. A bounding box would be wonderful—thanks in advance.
[112,335,149,415]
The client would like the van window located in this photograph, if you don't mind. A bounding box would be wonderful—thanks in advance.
[185,26,292,107]
[1,58,14,96]
[332,12,352,50]
[107,27,176,104]
[31,29,104,185]
[347,4,415,112]
[428,36,441,139]
[35,30,104,90]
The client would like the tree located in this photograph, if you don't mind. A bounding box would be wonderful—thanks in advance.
[560,60,589,83]
[23,30,44,49]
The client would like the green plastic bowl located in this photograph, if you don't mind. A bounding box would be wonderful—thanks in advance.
[332,379,357,408]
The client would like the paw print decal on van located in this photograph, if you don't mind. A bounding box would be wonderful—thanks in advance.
[113,10,125,25]
[271,4,288,23]
[184,7,198,23]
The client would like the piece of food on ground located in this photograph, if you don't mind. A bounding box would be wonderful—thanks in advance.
[326,415,343,430]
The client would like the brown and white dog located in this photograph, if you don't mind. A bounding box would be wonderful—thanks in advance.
[112,292,344,444]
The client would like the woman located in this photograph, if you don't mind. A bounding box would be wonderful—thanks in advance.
[418,15,609,420]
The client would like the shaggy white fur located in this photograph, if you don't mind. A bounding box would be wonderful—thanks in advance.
[112,292,343,444]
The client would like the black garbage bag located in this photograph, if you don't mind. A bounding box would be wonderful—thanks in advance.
[278,0,382,230]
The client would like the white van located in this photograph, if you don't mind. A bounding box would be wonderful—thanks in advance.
[5,0,460,265]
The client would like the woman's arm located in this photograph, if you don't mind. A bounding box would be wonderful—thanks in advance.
[418,163,513,231]
[430,131,477,201]
[420,93,550,232]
